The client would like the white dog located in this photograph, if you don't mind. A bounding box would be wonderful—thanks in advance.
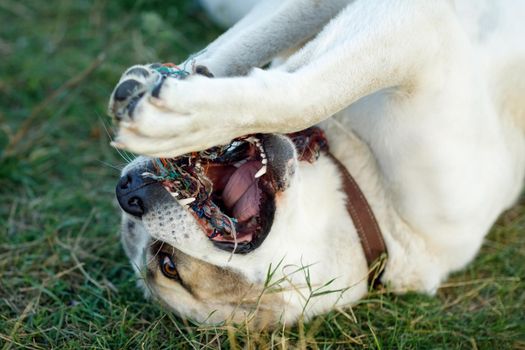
[108,0,525,326]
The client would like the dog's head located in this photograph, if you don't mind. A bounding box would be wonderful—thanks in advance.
[118,134,299,324]
[117,130,357,326]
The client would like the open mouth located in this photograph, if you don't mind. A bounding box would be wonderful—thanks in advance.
[143,127,328,254]
[148,136,278,253]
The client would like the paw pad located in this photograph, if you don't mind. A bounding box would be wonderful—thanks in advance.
[114,79,143,101]
[125,67,150,78]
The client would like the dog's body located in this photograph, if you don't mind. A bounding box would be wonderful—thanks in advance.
[109,0,525,325]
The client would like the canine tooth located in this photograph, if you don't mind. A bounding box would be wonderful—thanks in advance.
[254,165,267,178]
[261,158,268,165]
[148,96,166,107]
[255,141,265,154]
[178,197,195,206]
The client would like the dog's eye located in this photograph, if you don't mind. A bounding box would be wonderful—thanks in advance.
[159,254,179,280]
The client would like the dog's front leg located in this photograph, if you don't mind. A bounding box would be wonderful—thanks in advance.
[111,0,456,157]
[186,0,353,77]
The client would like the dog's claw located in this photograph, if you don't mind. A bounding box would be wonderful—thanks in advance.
[110,141,126,149]
[148,96,168,109]
[120,121,139,132]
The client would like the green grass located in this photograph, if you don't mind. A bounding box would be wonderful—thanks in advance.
[1,1,524,348]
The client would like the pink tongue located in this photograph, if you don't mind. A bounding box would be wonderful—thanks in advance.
[222,161,261,222]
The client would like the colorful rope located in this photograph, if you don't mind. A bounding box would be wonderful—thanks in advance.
[150,143,241,239]
[153,63,190,79]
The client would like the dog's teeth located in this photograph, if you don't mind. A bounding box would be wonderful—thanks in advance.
[254,140,267,158]
[261,158,268,165]
[178,197,195,206]
[254,166,267,178]
[168,190,180,198]
[247,136,267,163]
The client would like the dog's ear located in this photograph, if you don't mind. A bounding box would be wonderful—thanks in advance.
[195,65,214,78]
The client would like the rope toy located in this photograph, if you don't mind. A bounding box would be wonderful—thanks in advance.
[153,62,190,79]
[147,141,248,239]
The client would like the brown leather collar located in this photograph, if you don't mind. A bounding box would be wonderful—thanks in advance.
[326,153,388,286]
[285,126,387,285]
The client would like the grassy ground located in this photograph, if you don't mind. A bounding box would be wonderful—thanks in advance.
[1,1,524,348]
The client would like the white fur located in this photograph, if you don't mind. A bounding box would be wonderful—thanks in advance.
[198,0,259,28]
[113,0,525,323]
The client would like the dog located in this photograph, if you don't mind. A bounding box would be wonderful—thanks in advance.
[107,0,525,326]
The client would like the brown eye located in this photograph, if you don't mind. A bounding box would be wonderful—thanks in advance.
[159,254,179,280]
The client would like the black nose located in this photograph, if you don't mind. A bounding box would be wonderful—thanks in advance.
[116,169,160,217]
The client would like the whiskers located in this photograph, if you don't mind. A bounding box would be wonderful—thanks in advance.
[96,160,126,172]
[147,238,164,267]
[99,115,135,164]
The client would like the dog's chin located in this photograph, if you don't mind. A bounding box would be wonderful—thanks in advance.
[150,134,297,254]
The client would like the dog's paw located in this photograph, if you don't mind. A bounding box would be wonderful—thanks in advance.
[108,64,248,157]
[108,63,214,123]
